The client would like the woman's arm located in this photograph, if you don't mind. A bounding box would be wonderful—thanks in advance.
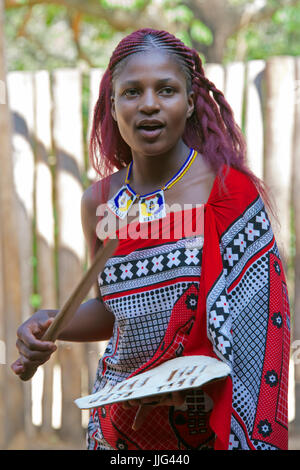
[57,183,114,342]
[11,183,114,378]
[57,297,114,342]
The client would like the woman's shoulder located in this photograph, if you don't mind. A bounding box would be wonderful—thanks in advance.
[82,167,127,209]
[218,165,259,200]
[205,165,260,225]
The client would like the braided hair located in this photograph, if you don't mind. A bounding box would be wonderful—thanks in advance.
[89,28,272,210]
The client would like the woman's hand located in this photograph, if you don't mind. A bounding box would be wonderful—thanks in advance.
[11,310,58,379]
[122,391,187,431]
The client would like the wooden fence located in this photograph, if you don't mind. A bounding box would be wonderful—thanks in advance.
[0,56,299,449]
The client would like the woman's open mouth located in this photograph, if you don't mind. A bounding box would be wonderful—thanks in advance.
[136,120,165,139]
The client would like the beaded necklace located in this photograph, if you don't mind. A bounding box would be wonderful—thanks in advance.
[107,148,197,223]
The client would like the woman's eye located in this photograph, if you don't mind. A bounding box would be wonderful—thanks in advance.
[124,89,139,97]
[160,87,174,95]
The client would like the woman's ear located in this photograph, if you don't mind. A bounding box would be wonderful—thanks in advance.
[187,90,195,119]
[111,95,117,121]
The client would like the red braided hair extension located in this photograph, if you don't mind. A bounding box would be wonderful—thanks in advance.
[89,28,274,214]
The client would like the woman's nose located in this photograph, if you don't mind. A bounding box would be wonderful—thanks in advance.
[138,89,160,113]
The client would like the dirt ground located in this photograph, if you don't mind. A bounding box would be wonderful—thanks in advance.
[4,430,85,450]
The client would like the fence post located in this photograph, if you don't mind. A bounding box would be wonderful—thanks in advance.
[204,63,225,93]
[264,57,295,268]
[34,70,57,433]
[7,71,36,440]
[245,60,266,179]
[293,57,300,430]
[52,68,85,444]
[224,61,245,128]
[0,0,25,447]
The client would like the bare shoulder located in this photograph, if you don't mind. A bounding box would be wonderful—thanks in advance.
[185,153,217,204]
[81,168,127,240]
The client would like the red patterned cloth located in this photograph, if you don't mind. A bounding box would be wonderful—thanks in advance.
[87,165,290,450]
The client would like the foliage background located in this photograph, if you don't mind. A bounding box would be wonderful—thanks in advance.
[4,0,300,72]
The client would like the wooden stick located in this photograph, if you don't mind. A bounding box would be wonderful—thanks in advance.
[16,237,119,381]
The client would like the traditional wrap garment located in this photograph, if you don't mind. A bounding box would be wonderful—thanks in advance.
[87,165,290,450]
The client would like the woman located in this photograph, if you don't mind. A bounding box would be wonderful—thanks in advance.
[11,29,290,451]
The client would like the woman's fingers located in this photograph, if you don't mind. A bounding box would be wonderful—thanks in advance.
[11,317,57,378]
[18,318,56,351]
[16,338,55,363]
[10,357,25,375]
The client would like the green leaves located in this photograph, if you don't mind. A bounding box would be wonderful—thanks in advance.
[99,0,146,11]
[168,5,194,23]
[30,293,42,309]
[190,19,213,45]
[273,5,300,33]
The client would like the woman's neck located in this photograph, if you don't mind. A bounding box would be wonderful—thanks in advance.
[129,141,191,194]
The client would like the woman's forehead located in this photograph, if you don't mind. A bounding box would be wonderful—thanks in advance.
[113,50,187,85]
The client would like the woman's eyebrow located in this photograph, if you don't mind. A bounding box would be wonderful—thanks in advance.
[120,80,140,88]
[120,77,177,88]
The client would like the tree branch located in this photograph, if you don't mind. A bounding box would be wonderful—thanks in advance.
[235,0,300,33]
[21,29,77,65]
[4,0,164,31]
[67,11,95,67]
[16,5,32,37]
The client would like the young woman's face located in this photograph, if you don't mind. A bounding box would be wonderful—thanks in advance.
[111,51,194,157]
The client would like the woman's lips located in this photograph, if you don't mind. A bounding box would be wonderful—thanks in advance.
[137,120,165,139]
[136,125,165,139]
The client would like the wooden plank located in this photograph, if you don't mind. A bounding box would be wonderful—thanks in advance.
[204,63,225,93]
[7,72,35,321]
[264,57,295,268]
[33,70,57,433]
[86,68,103,181]
[293,57,300,427]
[87,68,103,152]
[6,70,36,441]
[0,0,25,445]
[52,68,85,442]
[245,60,266,179]
[224,61,245,128]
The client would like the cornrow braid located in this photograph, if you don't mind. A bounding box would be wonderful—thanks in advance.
[89,28,273,214]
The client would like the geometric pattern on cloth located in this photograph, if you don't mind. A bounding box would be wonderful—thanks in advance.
[86,168,290,451]
[99,239,203,296]
[104,282,193,320]
[220,198,289,450]
[231,284,269,402]
[207,196,273,367]
[105,310,172,374]
[220,197,273,287]
[206,192,290,450]
[87,230,204,450]
[229,415,278,451]
[275,282,290,429]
